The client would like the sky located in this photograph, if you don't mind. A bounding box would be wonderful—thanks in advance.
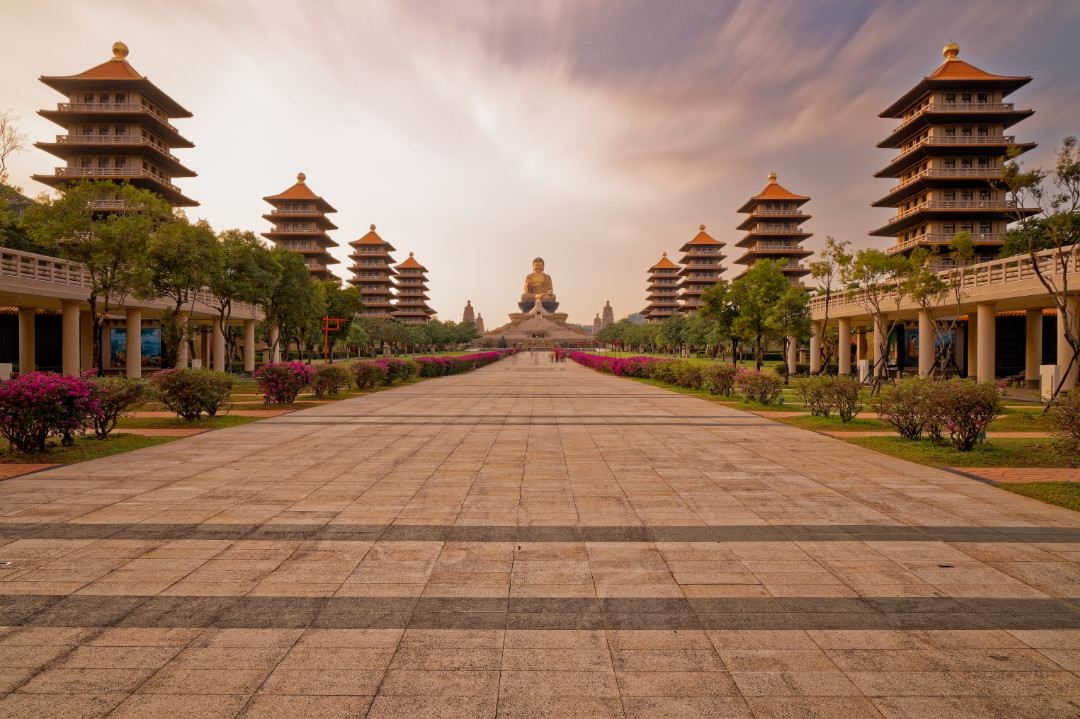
[4,0,1080,326]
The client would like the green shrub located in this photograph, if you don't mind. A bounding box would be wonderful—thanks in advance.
[89,376,147,439]
[736,368,783,405]
[150,368,234,421]
[312,364,352,398]
[355,361,389,389]
[1047,388,1080,456]
[672,362,703,390]
[937,379,1002,452]
[871,376,938,440]
[793,377,831,418]
[701,364,739,396]
[825,375,864,423]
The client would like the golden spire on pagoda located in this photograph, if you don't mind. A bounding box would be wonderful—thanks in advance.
[943,41,959,59]
[111,42,129,61]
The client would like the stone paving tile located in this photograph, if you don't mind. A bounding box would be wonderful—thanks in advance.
[2,353,1080,716]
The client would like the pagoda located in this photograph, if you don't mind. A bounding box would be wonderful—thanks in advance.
[870,43,1037,264]
[642,252,681,324]
[261,173,340,282]
[602,301,614,327]
[734,173,813,285]
[677,227,726,315]
[592,314,602,334]
[347,225,396,318]
[475,314,485,334]
[393,253,435,324]
[462,300,475,324]
[33,41,197,207]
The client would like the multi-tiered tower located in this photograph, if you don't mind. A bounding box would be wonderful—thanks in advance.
[393,253,435,324]
[462,301,475,325]
[261,174,340,282]
[592,314,602,334]
[677,226,726,315]
[475,314,485,334]
[734,173,813,285]
[871,43,1037,264]
[347,225,396,318]
[642,253,681,324]
[33,42,197,207]
[602,301,614,328]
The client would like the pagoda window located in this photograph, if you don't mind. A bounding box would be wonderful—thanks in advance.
[98,158,110,168]
[83,93,94,103]
[944,190,956,201]
[980,222,992,233]
[944,126,956,136]
[99,93,109,103]
[81,158,92,168]
[961,223,974,232]
[961,158,973,169]
[978,157,990,168]
[114,158,126,169]
[82,125,93,135]
[961,190,973,201]
[944,93,956,104]
[960,126,972,137]
[115,93,126,104]
[943,223,956,234]
[944,158,955,168]
[961,93,972,103]
[99,125,109,135]
[979,189,991,201]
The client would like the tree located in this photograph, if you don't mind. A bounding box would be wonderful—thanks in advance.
[141,216,221,368]
[22,180,170,373]
[1002,136,1080,399]
[0,109,28,184]
[903,233,973,377]
[657,314,686,353]
[809,237,852,372]
[207,229,271,371]
[731,260,790,370]
[700,280,739,362]
[842,248,912,387]
[767,285,812,381]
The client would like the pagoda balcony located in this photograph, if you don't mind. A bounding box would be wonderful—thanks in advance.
[876,135,1035,177]
[49,166,180,192]
[882,167,1004,196]
[42,103,191,146]
[870,199,1036,236]
[54,101,177,128]
[267,208,325,216]
[745,241,812,252]
[886,232,1004,255]
[882,102,1031,146]
[50,133,183,162]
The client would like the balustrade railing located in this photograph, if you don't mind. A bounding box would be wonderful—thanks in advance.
[54,103,179,133]
[885,199,1017,225]
[889,102,1017,137]
[887,167,1003,194]
[51,167,182,193]
[888,135,1016,166]
[886,233,1003,255]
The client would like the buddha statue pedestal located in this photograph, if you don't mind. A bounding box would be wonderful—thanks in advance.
[481,256,589,349]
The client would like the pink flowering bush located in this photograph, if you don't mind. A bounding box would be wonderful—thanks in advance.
[88,376,147,439]
[311,365,352,398]
[414,351,509,377]
[0,371,98,452]
[254,362,316,406]
[355,361,389,389]
[151,368,234,421]
[871,376,938,440]
[701,364,739,396]
[735,368,784,405]
[937,379,1002,451]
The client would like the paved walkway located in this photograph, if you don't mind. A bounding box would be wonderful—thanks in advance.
[2,352,1080,718]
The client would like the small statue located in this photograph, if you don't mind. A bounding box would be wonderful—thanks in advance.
[521,257,556,302]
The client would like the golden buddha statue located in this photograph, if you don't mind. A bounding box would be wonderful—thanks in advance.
[521,257,556,302]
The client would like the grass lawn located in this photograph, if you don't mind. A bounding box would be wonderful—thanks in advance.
[987,406,1047,432]
[1001,482,1080,512]
[840,436,1073,468]
[0,434,176,465]
[116,415,257,430]
[768,415,887,432]
[625,376,809,412]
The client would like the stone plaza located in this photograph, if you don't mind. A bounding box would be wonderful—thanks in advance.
[1,353,1080,717]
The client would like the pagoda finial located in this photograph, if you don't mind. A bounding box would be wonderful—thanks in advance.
[768,172,777,183]
[370,224,376,231]
[943,42,959,60]
[111,42,129,61]
[699,224,705,231]
[296,172,306,183]
[409,252,414,257]
[662,252,666,257]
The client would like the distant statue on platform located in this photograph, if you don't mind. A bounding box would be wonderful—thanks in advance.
[521,257,556,303]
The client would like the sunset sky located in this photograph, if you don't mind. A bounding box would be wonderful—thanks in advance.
[4,1,1080,326]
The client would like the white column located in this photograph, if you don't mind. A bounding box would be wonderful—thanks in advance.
[125,308,142,378]
[856,330,867,362]
[244,320,256,373]
[918,310,934,378]
[838,318,851,376]
[1059,295,1079,392]
[61,301,81,377]
[176,311,189,368]
[873,315,885,377]
[1025,308,1043,387]
[966,314,978,379]
[212,320,226,372]
[976,303,996,383]
[269,324,281,363]
[80,311,94,371]
[786,337,796,375]
[809,321,822,374]
[17,307,35,374]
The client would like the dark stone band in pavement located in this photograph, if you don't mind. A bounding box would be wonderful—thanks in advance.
[4,594,1080,631]
[3,522,1080,543]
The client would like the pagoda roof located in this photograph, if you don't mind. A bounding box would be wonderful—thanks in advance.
[349,225,396,252]
[736,174,810,213]
[880,44,1031,118]
[40,42,192,118]
[678,226,724,251]
[395,253,427,271]
[263,173,337,212]
[649,252,680,270]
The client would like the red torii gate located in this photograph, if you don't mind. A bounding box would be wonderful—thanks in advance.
[323,316,348,363]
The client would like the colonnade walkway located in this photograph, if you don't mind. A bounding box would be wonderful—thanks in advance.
[3,352,1080,718]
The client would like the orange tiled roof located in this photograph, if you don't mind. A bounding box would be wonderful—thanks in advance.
[749,181,809,203]
[62,58,145,81]
[263,174,337,212]
[650,253,680,270]
[927,58,1028,83]
[350,225,397,251]
[395,253,426,270]
[679,226,724,250]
